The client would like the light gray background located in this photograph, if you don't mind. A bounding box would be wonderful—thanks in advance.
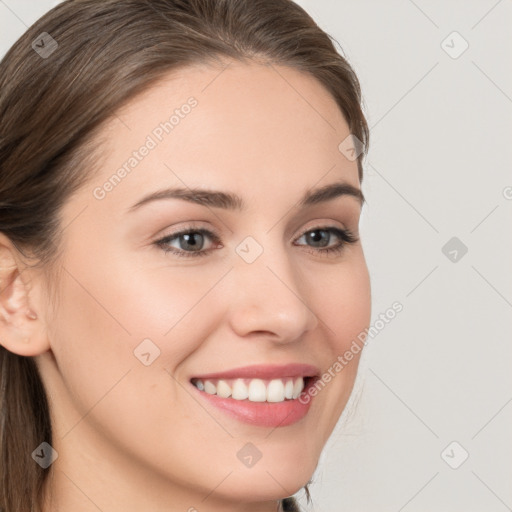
[1,1,511,511]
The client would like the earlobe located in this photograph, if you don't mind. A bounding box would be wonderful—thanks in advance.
[0,235,50,357]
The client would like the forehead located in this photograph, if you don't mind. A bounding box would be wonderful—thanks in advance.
[110,58,347,132]
[82,60,359,214]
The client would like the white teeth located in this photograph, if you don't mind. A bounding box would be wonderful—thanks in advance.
[248,378,267,402]
[267,379,285,402]
[231,379,249,400]
[216,380,232,398]
[204,380,216,395]
[284,379,294,399]
[292,378,303,399]
[193,377,305,403]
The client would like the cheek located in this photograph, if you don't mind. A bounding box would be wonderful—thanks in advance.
[48,265,138,422]
[304,253,371,432]
[308,252,371,348]
[112,259,233,362]
[48,253,233,434]
[48,259,231,480]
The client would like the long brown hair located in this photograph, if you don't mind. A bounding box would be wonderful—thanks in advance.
[0,1,369,510]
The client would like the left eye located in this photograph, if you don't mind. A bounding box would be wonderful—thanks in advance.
[296,228,338,248]
[294,227,357,253]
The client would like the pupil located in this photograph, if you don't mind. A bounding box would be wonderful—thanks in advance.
[181,233,203,251]
[307,230,329,247]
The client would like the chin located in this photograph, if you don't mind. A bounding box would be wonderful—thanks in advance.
[218,473,311,503]
[215,450,317,502]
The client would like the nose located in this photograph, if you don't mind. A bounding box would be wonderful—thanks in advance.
[226,246,319,343]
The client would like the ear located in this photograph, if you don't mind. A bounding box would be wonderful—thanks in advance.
[0,233,50,357]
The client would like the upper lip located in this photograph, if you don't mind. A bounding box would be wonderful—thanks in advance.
[190,363,320,381]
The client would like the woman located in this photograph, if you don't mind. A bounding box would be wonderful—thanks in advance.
[0,0,371,510]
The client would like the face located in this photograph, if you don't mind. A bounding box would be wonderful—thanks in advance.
[34,60,371,510]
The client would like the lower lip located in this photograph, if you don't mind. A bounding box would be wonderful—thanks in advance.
[190,377,317,427]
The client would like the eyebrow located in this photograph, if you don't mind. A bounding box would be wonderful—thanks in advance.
[127,180,364,213]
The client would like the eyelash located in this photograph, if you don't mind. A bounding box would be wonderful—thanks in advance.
[154,225,359,259]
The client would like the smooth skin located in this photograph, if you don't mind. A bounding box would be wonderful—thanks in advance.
[0,59,371,512]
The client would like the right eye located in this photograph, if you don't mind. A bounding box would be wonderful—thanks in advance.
[155,228,221,258]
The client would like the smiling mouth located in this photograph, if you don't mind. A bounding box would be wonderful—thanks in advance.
[190,376,316,403]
